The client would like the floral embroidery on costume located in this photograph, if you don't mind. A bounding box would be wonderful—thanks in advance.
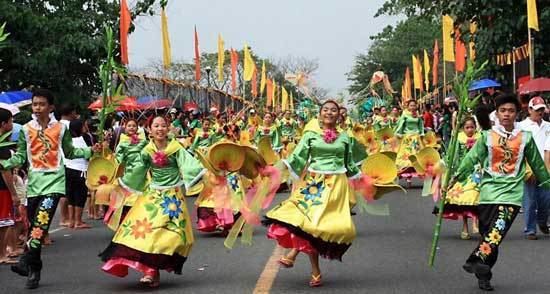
[161,196,183,219]
[476,205,514,261]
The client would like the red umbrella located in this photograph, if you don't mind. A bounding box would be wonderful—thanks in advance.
[183,102,199,112]
[139,98,173,110]
[88,96,139,111]
[518,78,550,95]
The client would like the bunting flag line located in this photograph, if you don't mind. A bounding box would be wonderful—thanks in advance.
[469,22,477,61]
[442,15,455,62]
[527,0,539,31]
[243,44,255,81]
[266,78,273,107]
[281,86,288,111]
[230,49,239,94]
[454,29,466,72]
[161,8,171,69]
[260,61,266,95]
[496,43,530,66]
[217,34,225,82]
[432,39,439,86]
[120,0,131,65]
[423,49,430,92]
[194,26,201,81]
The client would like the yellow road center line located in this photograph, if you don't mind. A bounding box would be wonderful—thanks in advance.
[253,245,285,294]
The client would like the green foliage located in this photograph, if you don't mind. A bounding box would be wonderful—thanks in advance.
[0,0,162,104]
[0,22,9,47]
[376,0,550,87]
[347,16,440,99]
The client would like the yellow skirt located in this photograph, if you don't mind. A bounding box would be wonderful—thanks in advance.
[396,134,424,171]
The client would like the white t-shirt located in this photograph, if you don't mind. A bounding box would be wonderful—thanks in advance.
[519,118,550,158]
[545,135,550,152]
[489,110,499,126]
[64,136,89,171]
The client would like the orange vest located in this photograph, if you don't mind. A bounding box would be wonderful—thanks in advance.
[24,122,64,171]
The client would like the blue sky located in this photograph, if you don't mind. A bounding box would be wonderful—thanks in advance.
[129,0,399,95]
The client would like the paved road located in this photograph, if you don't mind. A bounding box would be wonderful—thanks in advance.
[1,186,550,294]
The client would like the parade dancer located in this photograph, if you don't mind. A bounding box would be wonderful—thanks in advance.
[438,117,480,239]
[263,100,363,287]
[455,94,550,291]
[395,100,424,185]
[100,116,205,288]
[190,118,214,154]
[5,89,101,289]
[254,112,283,153]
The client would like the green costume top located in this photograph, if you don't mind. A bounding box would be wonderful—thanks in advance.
[394,113,425,136]
[346,129,368,166]
[136,139,206,190]
[190,129,214,152]
[115,134,149,192]
[189,119,202,132]
[282,120,361,179]
[373,115,394,132]
[279,118,298,139]
[456,127,550,206]
[254,124,283,152]
[211,123,226,144]
[1,115,92,197]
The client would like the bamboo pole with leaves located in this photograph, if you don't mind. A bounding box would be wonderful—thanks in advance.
[429,60,487,267]
[98,26,126,144]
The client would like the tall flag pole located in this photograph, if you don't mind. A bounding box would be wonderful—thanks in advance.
[527,0,539,78]
[194,26,201,82]
[454,29,466,73]
[266,78,273,107]
[230,48,239,94]
[161,7,172,70]
[432,40,439,87]
[469,22,477,61]
[243,44,255,81]
[442,15,455,98]
[423,49,430,93]
[260,61,266,96]
[281,86,289,111]
[251,66,258,98]
[217,34,225,82]
[119,0,131,65]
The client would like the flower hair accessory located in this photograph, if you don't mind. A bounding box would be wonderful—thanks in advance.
[323,128,338,143]
[152,151,169,167]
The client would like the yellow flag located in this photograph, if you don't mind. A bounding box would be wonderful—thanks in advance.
[290,91,294,110]
[260,61,266,95]
[412,55,421,90]
[161,8,172,69]
[527,0,539,31]
[243,44,255,81]
[281,86,289,111]
[442,15,455,62]
[217,34,225,82]
[423,49,430,92]
[469,22,477,61]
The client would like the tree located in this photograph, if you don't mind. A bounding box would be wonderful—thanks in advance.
[375,0,550,86]
[347,16,440,99]
[0,0,163,106]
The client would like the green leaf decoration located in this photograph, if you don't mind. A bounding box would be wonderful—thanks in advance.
[298,200,308,209]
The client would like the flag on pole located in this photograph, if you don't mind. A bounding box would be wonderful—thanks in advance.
[442,15,455,62]
[469,22,477,61]
[243,44,255,81]
[161,8,171,69]
[120,0,131,65]
[281,86,289,111]
[412,55,423,91]
[230,49,239,94]
[527,0,539,31]
[290,91,294,110]
[260,61,266,95]
[272,82,278,108]
[404,67,412,101]
[217,34,225,82]
[266,78,273,107]
[194,26,201,81]
[432,39,439,86]
[251,66,258,98]
[423,49,430,92]
[454,29,466,72]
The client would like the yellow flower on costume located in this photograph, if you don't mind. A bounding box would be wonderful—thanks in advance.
[487,229,502,244]
[37,211,50,225]
[131,218,153,239]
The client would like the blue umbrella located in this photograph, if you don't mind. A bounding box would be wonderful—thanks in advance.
[0,91,32,107]
[469,79,501,91]
[11,123,21,142]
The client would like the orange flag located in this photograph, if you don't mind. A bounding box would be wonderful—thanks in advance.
[404,67,412,101]
[432,39,439,86]
[230,49,239,94]
[454,29,467,72]
[120,0,131,65]
[194,26,201,81]
[251,66,258,98]
[266,79,273,107]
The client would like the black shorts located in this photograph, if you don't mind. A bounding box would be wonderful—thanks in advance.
[66,168,88,208]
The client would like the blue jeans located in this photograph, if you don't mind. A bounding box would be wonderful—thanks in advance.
[523,183,550,235]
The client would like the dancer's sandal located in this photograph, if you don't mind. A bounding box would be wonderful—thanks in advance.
[139,275,160,288]
[309,274,322,287]
[278,257,295,268]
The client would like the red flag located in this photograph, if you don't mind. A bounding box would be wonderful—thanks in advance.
[432,39,439,86]
[230,49,239,94]
[194,26,201,81]
[455,29,466,72]
[120,0,131,65]
[251,66,258,98]
[266,79,273,106]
